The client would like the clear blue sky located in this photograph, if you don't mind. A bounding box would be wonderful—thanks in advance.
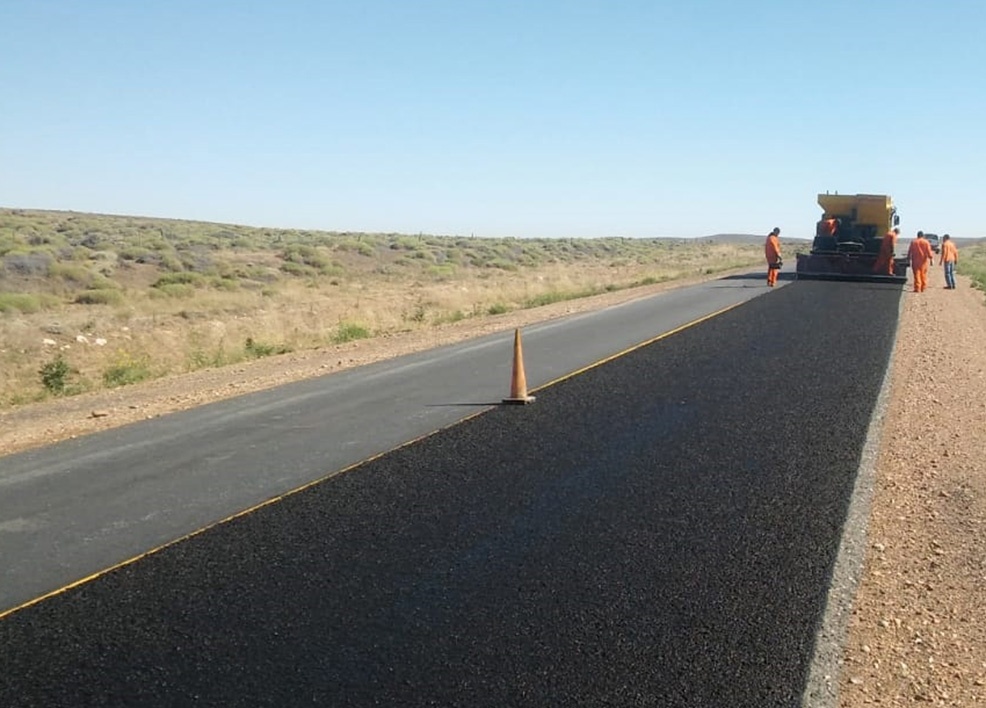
[2,1,982,239]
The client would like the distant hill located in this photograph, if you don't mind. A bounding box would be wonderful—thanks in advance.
[696,233,813,246]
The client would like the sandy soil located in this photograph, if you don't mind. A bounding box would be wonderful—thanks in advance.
[1,269,984,705]
[838,273,986,706]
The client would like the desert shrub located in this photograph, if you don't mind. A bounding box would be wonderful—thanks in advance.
[117,246,157,263]
[159,253,184,272]
[39,355,73,394]
[244,337,291,358]
[149,283,195,298]
[211,276,240,291]
[103,351,152,387]
[332,322,371,344]
[279,261,315,277]
[959,245,986,292]
[75,289,125,305]
[486,258,517,271]
[434,310,467,325]
[0,292,44,313]
[404,302,427,323]
[4,252,52,275]
[49,262,93,285]
[152,271,203,288]
[487,302,509,315]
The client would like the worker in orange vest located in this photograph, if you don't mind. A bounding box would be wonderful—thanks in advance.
[939,234,958,289]
[873,226,898,276]
[907,230,935,293]
[817,218,838,239]
[764,227,782,287]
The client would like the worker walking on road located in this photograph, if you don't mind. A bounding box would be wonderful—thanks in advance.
[907,230,935,293]
[765,227,782,287]
[940,234,959,289]
[873,226,898,276]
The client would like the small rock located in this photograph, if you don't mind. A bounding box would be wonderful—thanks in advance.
[90,410,110,418]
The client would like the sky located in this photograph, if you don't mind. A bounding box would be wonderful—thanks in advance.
[1,0,983,239]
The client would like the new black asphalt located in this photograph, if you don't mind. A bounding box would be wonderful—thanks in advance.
[0,279,902,707]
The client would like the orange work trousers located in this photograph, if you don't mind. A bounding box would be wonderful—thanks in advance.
[767,265,779,286]
[913,263,929,292]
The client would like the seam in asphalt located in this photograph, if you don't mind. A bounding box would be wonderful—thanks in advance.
[800,291,905,707]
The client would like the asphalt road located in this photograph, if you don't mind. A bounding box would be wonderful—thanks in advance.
[0,277,903,707]
[0,273,773,613]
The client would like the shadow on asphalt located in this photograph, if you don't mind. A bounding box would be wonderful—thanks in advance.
[721,271,797,282]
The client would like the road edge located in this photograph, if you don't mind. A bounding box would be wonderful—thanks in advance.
[800,290,905,706]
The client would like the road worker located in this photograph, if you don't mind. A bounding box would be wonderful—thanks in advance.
[817,217,838,239]
[940,234,958,289]
[872,226,898,276]
[764,227,782,287]
[907,230,934,293]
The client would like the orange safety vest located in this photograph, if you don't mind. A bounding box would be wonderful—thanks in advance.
[765,234,781,264]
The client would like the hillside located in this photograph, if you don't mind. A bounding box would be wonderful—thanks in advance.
[0,207,765,406]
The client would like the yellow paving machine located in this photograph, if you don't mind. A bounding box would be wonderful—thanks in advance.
[795,193,908,283]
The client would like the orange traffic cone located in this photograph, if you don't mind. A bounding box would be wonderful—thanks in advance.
[503,328,536,404]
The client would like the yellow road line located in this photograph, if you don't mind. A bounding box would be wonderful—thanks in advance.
[0,300,745,621]
[531,301,746,392]
[0,418,480,622]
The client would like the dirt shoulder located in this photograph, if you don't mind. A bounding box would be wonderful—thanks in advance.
[838,274,986,706]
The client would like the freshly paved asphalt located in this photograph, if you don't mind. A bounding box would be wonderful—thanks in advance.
[0,278,903,707]
[0,273,768,613]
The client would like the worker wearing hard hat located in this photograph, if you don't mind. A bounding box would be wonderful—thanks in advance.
[764,227,782,287]
[907,230,934,293]
[873,227,898,276]
[940,234,959,289]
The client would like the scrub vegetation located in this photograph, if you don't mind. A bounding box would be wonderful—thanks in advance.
[959,242,986,292]
[0,207,768,407]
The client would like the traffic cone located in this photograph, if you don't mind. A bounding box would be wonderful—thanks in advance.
[503,328,536,404]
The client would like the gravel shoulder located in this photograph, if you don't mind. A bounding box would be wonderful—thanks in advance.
[838,274,986,706]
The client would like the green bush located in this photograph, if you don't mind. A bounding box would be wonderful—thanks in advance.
[279,261,315,277]
[49,262,93,285]
[150,283,195,298]
[959,245,986,292]
[0,292,44,313]
[332,322,371,344]
[244,337,291,358]
[75,289,125,305]
[39,355,73,394]
[152,271,203,288]
[487,302,509,315]
[103,352,152,387]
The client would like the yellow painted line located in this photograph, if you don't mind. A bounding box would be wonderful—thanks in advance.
[0,300,744,622]
[530,301,747,393]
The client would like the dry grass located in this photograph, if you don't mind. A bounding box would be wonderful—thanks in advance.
[0,208,763,407]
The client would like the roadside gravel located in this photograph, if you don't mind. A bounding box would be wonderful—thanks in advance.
[838,273,986,706]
